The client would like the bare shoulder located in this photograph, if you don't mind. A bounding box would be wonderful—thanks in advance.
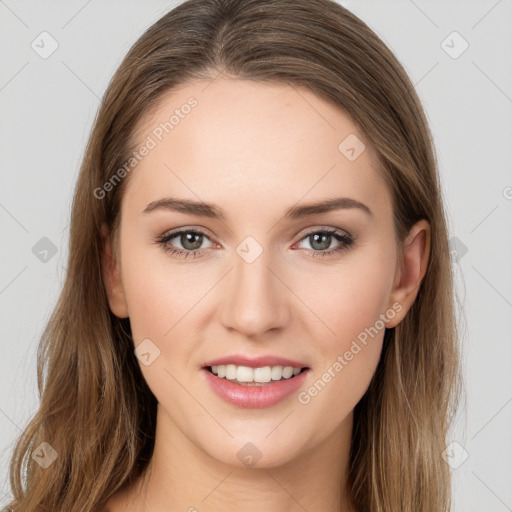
[102,485,134,512]
[101,493,121,512]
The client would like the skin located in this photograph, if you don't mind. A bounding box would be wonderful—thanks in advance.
[101,77,430,512]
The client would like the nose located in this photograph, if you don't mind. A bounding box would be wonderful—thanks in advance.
[218,248,290,338]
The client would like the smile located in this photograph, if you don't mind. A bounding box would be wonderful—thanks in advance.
[208,364,304,385]
[202,365,310,408]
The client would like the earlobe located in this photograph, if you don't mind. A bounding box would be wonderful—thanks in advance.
[386,220,431,328]
[101,223,129,318]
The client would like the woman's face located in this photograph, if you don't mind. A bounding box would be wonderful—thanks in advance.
[104,77,411,468]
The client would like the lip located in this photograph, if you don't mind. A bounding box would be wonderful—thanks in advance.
[202,367,311,408]
[202,354,308,369]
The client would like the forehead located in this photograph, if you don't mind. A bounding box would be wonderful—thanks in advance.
[122,78,391,221]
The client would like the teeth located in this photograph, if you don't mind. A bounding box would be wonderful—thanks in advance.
[253,366,271,383]
[210,364,303,383]
[271,366,283,380]
[237,365,254,382]
[226,364,237,380]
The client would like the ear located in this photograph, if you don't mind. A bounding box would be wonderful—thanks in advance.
[385,219,431,328]
[101,222,129,318]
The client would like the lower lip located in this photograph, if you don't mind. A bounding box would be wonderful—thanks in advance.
[202,368,310,408]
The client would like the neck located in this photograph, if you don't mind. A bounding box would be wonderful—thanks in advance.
[121,405,356,512]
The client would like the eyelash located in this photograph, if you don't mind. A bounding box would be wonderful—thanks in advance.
[155,227,355,260]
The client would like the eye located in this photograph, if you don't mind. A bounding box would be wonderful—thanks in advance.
[294,227,354,257]
[155,226,355,260]
[156,228,215,259]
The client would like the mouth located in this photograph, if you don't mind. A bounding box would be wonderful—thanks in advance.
[202,364,311,408]
[205,364,309,386]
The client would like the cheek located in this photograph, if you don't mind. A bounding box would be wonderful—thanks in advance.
[299,243,395,351]
[121,261,172,342]
[120,254,206,403]
[293,247,394,423]
[330,268,391,343]
[118,226,208,342]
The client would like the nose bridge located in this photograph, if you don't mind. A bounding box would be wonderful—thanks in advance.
[219,238,288,336]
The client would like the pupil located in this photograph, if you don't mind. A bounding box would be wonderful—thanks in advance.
[182,232,202,250]
[311,233,330,250]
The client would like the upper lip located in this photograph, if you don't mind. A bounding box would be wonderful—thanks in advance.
[202,354,309,369]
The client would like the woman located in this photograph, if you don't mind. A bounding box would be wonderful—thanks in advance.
[5,0,461,510]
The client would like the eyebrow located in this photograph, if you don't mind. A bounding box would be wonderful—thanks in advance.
[142,196,373,219]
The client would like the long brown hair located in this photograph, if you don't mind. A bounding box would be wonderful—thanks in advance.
[6,1,461,510]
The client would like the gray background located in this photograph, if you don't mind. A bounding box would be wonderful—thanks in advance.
[1,0,511,510]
